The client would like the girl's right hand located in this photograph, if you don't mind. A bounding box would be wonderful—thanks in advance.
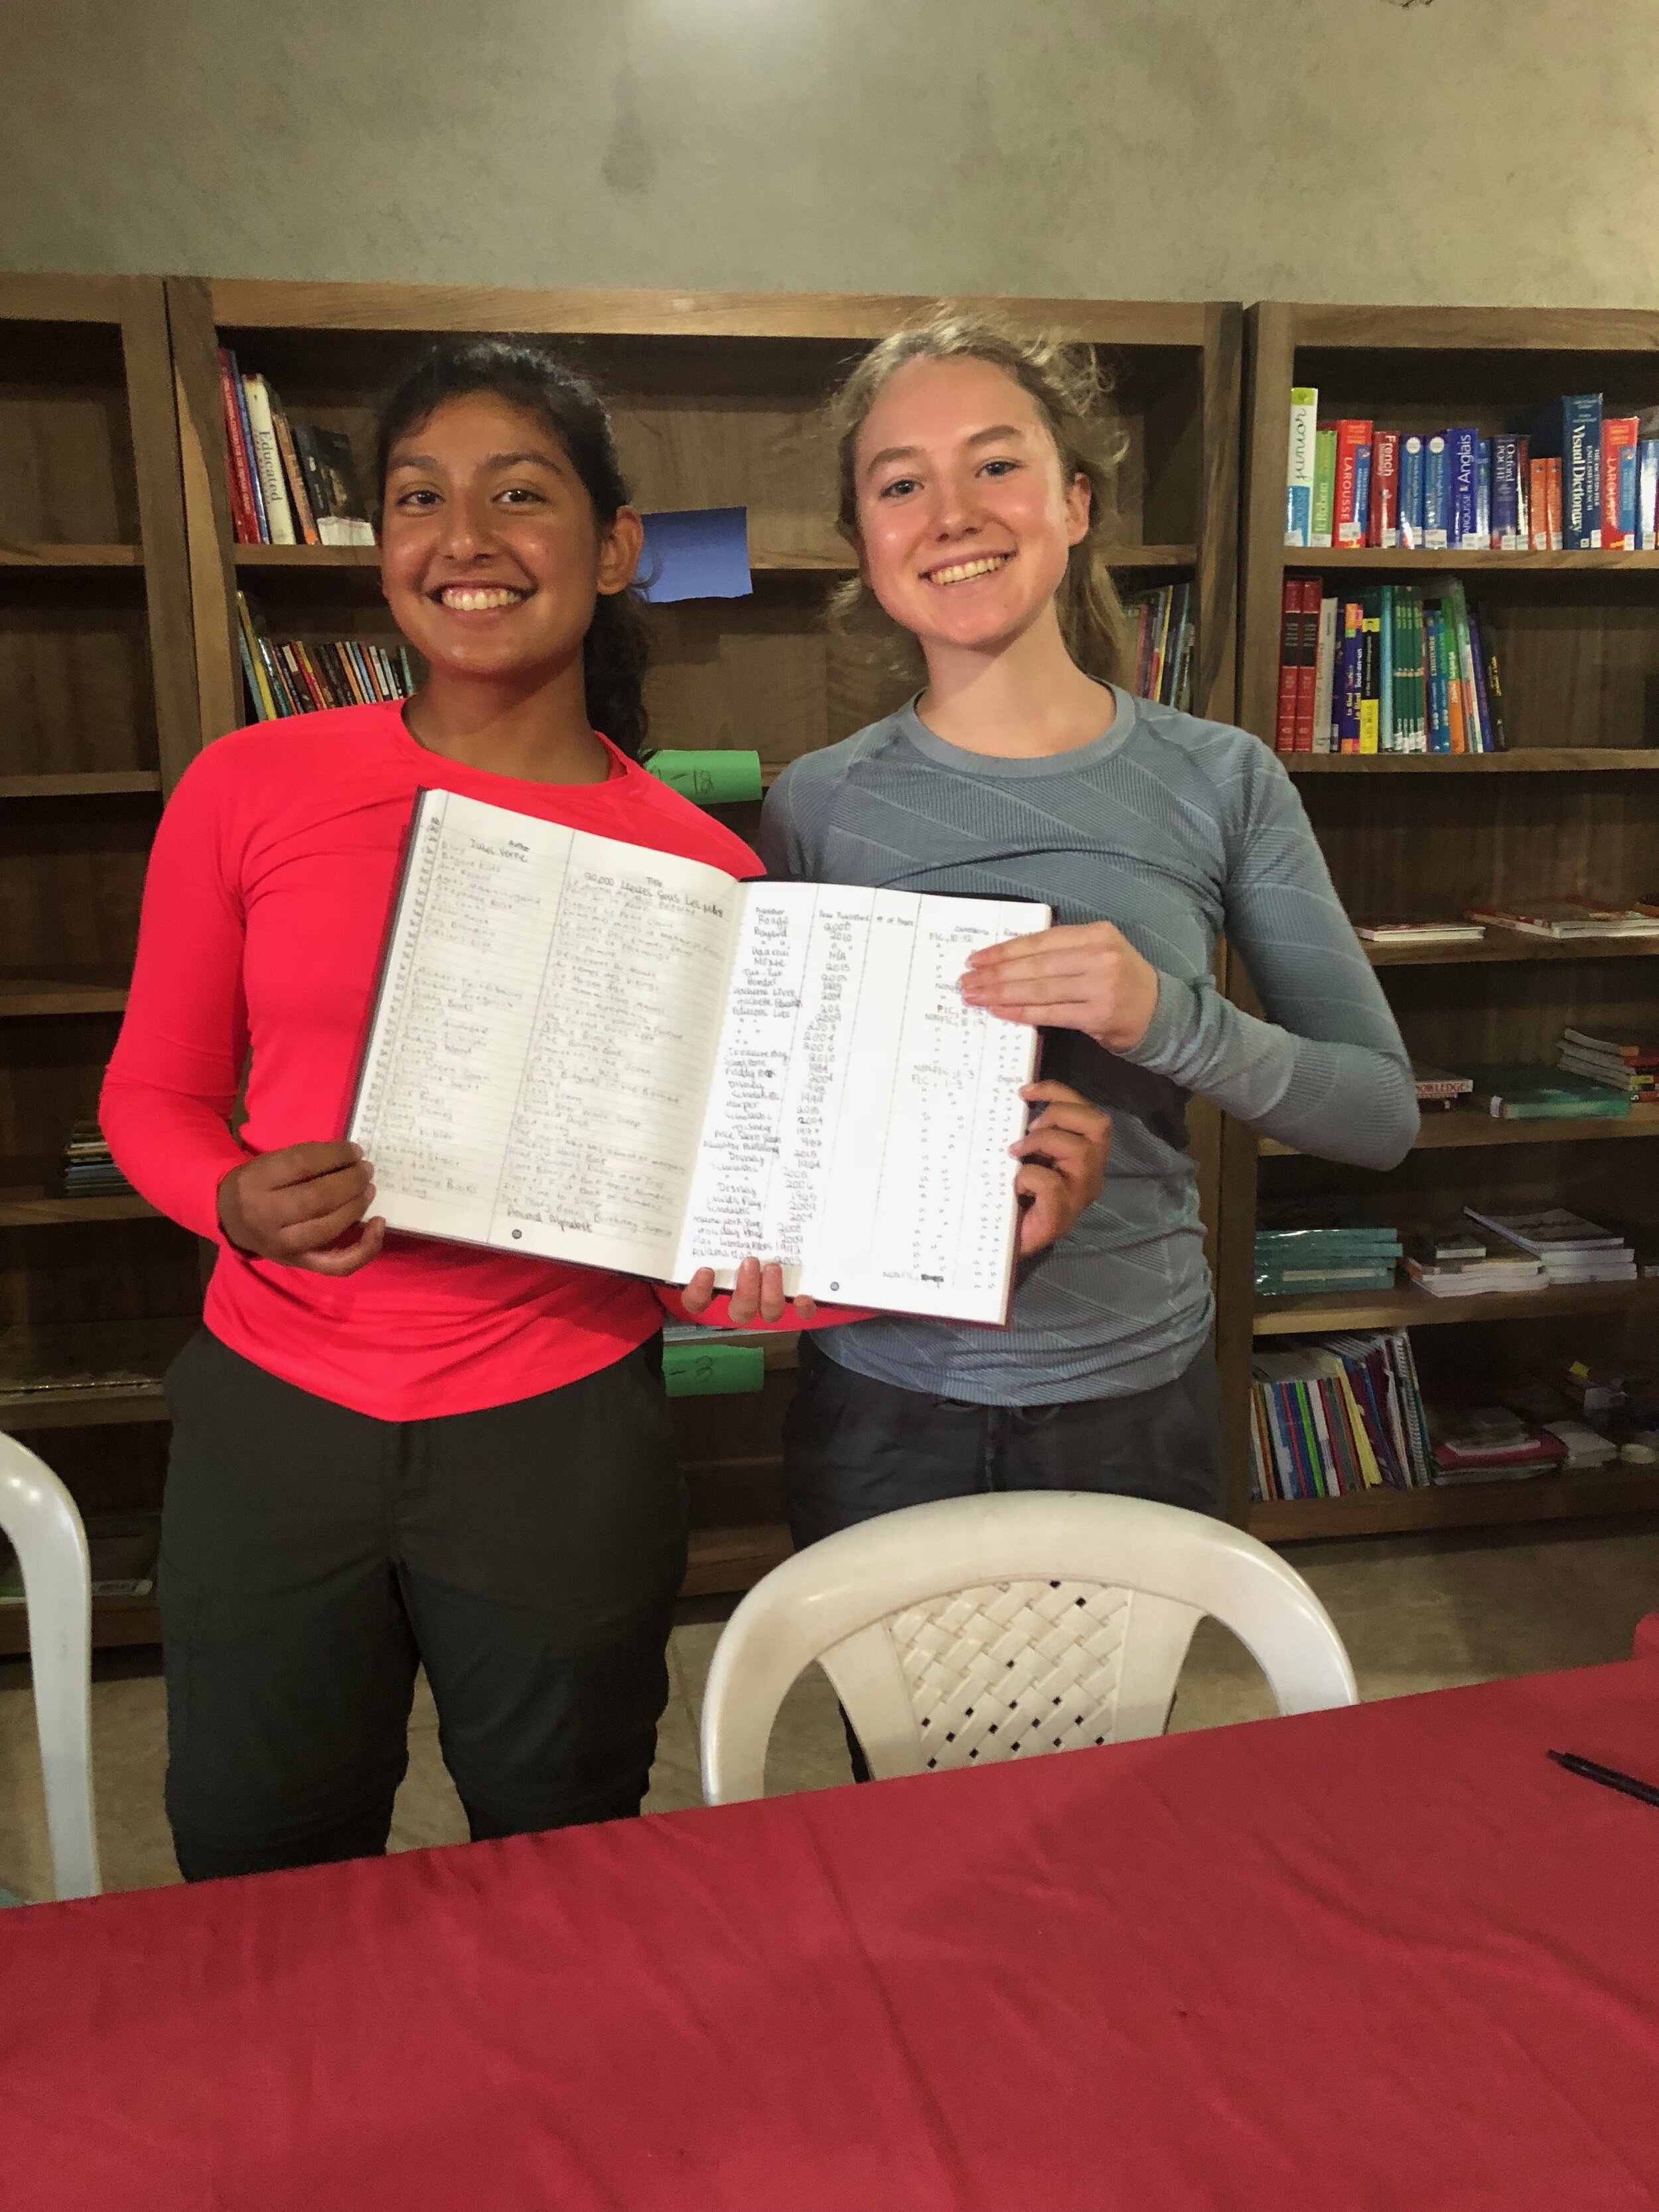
[217,1142,387,1276]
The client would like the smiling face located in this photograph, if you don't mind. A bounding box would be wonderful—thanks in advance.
[850,354,1092,659]
[378,390,641,686]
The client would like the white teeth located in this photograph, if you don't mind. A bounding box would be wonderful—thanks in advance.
[927,555,1009,586]
[441,587,524,611]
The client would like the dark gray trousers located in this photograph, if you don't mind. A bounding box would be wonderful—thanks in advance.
[160,1329,684,1881]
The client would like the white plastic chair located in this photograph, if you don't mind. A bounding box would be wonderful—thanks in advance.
[0,1435,101,1897]
[701,1491,1357,1805]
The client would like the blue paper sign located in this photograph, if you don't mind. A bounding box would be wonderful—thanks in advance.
[636,506,753,605]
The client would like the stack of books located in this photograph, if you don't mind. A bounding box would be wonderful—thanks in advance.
[60,1123,133,1199]
[1461,1065,1632,1121]
[1557,1027,1658,1100]
[1354,921,1486,952]
[1247,1329,1433,1501]
[1427,1404,1569,1487]
[1285,387,1659,552]
[1467,897,1659,942]
[1411,1061,1475,1110]
[218,350,375,548]
[1404,1228,1545,1298]
[1273,575,1504,754]
[1123,585,1194,710]
[1254,1224,1402,1297]
[1466,1206,1638,1285]
[238,595,415,722]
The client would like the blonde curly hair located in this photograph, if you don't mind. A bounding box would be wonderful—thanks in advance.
[828,306,1132,687]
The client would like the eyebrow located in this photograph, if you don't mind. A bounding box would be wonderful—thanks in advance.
[861,423,1027,476]
[386,449,564,473]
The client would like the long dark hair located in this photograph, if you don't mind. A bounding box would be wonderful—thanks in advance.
[374,338,650,757]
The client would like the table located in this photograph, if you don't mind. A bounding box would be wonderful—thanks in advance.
[7,1634,1659,2212]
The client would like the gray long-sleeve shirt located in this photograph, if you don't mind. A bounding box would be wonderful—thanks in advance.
[760,686,1418,1405]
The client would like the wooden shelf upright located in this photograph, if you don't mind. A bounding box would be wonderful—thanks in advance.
[166,279,1242,1597]
[1222,302,1659,1541]
[0,274,204,1654]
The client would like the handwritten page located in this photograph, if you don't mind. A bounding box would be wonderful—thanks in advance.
[350,791,740,1276]
[675,885,1048,1323]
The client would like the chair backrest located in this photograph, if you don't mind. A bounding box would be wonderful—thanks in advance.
[0,1435,101,1897]
[701,1491,1357,1805]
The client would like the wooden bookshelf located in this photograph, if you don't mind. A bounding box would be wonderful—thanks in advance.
[1225,302,1659,1538]
[0,277,204,1651]
[167,278,1243,1597]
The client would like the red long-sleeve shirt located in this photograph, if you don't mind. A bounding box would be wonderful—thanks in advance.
[102,704,780,1421]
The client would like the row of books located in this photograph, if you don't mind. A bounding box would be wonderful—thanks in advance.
[1248,1330,1431,1498]
[238,595,415,721]
[1249,1334,1659,1503]
[60,1123,132,1199]
[1357,902,1659,952]
[1412,1051,1654,1122]
[1273,575,1504,753]
[1285,388,1659,552]
[1123,584,1194,709]
[218,349,376,548]
[1257,1206,1644,1304]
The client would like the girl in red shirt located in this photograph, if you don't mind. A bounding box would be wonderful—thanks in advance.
[104,339,1106,1878]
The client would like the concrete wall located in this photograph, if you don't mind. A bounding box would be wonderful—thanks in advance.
[3,0,1656,307]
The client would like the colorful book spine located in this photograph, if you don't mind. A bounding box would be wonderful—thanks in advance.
[228,351,269,542]
[1273,575,1300,753]
[1398,435,1425,550]
[242,375,296,546]
[1423,435,1449,550]
[1465,600,1496,754]
[1369,432,1400,548]
[217,349,259,545]
[1476,437,1490,548]
[1377,584,1394,751]
[1449,428,1480,550]
[269,396,319,546]
[1601,415,1639,550]
[1334,420,1372,547]
[1285,387,1318,546]
[1313,595,1338,752]
[1292,577,1320,751]
[1358,591,1380,755]
[1529,457,1550,550]
[1422,603,1448,752]
[1310,427,1337,549]
[1446,579,1485,752]
[1490,435,1523,552]
[1337,601,1364,753]
[1640,439,1659,551]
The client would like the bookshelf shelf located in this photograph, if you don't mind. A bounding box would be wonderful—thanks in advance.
[0,1193,157,1226]
[1248,1465,1659,1543]
[1362,934,1659,966]
[1253,1277,1659,1337]
[229,539,1202,577]
[0,542,144,569]
[0,772,163,799]
[1281,547,1659,574]
[0,979,129,1017]
[0,1591,162,1659]
[1260,1104,1659,1155]
[1283,751,1659,774]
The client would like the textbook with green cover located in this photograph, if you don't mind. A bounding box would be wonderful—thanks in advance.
[1465,1065,1632,1120]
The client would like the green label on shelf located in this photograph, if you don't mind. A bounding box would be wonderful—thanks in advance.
[643,751,763,804]
[662,1341,766,1398]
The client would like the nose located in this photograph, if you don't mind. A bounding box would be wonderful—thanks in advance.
[931,465,985,542]
[435,486,498,563]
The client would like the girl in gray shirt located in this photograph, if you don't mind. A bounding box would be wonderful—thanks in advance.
[762,309,1416,1547]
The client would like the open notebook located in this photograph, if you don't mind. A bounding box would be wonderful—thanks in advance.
[347,790,1049,1323]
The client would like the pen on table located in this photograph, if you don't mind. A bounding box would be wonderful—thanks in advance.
[1547,1749,1659,1810]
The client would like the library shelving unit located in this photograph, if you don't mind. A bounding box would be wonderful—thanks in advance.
[0,273,202,1653]
[167,278,1242,1597]
[1227,303,1659,1542]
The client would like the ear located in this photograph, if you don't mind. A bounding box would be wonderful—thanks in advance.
[597,505,644,595]
[1064,469,1093,550]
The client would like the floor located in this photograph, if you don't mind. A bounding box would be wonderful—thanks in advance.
[2,1517,1656,1900]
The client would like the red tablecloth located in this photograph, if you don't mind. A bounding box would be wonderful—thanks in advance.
[7,1640,1659,2212]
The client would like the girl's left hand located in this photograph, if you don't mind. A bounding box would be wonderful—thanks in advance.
[960,922,1160,1053]
[681,1258,818,1327]
[1011,1081,1112,1255]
